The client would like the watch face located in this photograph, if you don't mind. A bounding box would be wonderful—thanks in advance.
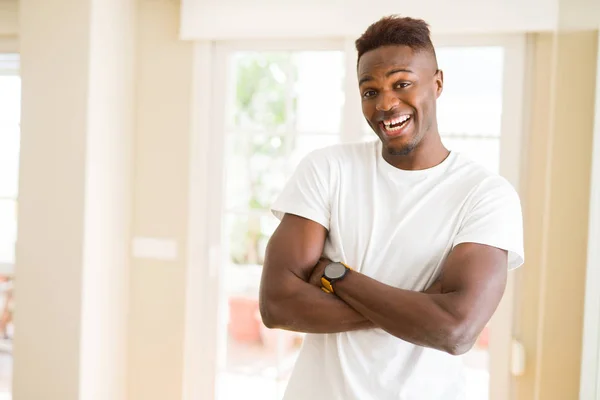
[324,262,346,280]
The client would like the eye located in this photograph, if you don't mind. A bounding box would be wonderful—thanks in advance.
[362,90,377,99]
[395,82,411,89]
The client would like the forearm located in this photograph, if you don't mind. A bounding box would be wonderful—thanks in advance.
[334,271,469,354]
[259,277,374,334]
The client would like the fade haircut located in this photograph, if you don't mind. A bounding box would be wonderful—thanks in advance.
[355,15,437,66]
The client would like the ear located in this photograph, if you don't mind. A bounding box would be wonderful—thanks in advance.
[435,69,444,98]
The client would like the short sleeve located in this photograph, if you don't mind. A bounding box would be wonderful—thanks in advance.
[453,177,525,270]
[271,149,331,230]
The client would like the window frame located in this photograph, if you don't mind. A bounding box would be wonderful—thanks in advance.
[182,34,528,400]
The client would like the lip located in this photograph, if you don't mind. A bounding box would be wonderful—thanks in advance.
[379,115,413,138]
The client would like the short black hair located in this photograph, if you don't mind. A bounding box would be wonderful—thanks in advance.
[355,15,436,63]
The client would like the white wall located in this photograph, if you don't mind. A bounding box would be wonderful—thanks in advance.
[180,0,559,39]
[127,1,194,399]
[0,0,18,37]
[13,0,134,399]
[0,0,18,53]
[15,0,91,396]
[558,0,600,31]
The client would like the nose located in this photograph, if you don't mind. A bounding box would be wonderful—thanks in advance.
[375,90,400,112]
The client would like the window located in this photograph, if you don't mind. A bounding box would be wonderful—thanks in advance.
[0,54,20,273]
[437,46,504,174]
[187,36,526,400]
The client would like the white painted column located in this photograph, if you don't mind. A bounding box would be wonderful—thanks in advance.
[14,0,134,399]
[579,28,600,400]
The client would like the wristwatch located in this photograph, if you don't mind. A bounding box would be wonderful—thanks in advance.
[321,262,353,294]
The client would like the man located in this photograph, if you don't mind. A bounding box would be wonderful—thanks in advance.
[259,15,524,400]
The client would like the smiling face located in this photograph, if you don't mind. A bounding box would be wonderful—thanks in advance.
[358,45,443,157]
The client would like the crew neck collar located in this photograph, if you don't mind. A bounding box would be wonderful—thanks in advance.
[375,140,456,179]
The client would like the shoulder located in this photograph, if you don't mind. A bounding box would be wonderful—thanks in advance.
[448,154,522,218]
[449,153,520,200]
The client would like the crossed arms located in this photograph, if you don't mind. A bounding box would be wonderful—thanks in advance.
[258,213,508,356]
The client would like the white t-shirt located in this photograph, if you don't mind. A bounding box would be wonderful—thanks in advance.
[271,139,525,400]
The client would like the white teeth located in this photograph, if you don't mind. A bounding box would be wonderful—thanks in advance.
[386,124,405,132]
[384,115,410,127]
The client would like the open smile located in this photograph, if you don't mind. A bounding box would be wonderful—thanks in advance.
[379,114,412,137]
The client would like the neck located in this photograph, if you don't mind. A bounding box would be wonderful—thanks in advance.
[382,132,449,171]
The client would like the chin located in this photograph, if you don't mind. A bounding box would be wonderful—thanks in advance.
[381,135,417,156]
[386,144,416,156]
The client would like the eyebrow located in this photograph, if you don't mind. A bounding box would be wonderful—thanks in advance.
[358,68,415,86]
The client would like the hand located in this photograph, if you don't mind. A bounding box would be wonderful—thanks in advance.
[308,257,332,288]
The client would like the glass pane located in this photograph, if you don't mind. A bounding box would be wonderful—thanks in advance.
[224,133,339,212]
[226,213,279,268]
[0,57,19,400]
[224,134,291,213]
[0,76,20,125]
[218,49,344,400]
[437,47,504,137]
[0,76,21,198]
[0,200,16,265]
[230,52,290,133]
[219,213,303,400]
[443,137,500,175]
[293,52,345,133]
[228,51,345,134]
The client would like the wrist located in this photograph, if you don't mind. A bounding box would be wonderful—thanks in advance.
[330,268,354,294]
[321,262,353,294]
